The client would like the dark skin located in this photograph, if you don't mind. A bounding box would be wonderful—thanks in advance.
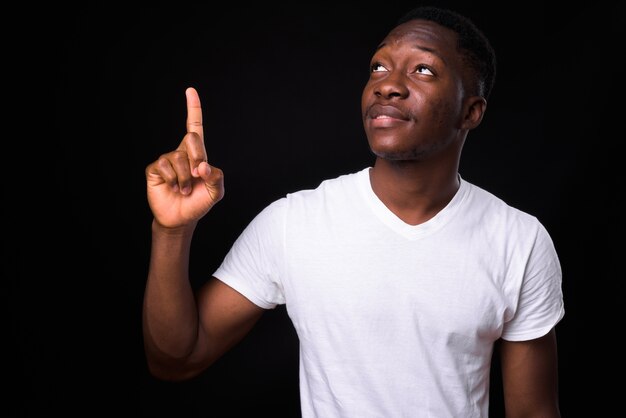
[143,19,560,416]
[362,20,481,226]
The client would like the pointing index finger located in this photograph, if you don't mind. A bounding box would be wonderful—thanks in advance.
[185,87,204,142]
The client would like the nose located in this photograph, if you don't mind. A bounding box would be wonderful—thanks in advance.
[374,72,409,99]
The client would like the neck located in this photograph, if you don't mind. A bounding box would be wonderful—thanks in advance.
[369,157,461,226]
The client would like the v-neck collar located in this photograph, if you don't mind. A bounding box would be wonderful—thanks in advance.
[356,167,469,240]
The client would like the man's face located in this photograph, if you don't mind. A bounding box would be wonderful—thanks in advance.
[361,19,470,161]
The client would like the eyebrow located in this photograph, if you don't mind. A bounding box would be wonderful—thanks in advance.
[376,42,447,64]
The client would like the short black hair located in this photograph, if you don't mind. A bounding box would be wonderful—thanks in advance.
[397,6,496,100]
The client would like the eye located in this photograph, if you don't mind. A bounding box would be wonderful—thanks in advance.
[415,65,434,76]
[371,62,388,73]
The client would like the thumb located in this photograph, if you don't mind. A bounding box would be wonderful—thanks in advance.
[197,161,213,182]
[198,162,225,200]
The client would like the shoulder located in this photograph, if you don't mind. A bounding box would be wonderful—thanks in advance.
[464,179,542,227]
[252,168,369,222]
[284,168,369,205]
[461,179,551,248]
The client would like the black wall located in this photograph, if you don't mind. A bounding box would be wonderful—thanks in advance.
[11,2,623,416]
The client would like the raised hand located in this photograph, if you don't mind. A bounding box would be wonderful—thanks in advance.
[145,87,224,228]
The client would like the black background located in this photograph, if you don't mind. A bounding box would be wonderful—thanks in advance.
[10,1,623,416]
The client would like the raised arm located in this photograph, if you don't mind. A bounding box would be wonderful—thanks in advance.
[500,328,561,418]
[143,87,264,381]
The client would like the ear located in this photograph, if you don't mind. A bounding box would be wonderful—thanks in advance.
[460,96,487,130]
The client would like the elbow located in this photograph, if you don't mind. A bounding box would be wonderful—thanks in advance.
[143,334,221,381]
[145,360,177,381]
[144,348,218,382]
[145,358,202,382]
[143,337,203,381]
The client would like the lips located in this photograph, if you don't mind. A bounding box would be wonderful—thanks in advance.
[367,103,409,121]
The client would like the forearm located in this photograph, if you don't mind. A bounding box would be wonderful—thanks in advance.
[143,219,200,363]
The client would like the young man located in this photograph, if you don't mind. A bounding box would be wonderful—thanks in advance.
[143,6,564,417]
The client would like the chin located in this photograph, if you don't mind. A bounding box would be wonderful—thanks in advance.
[370,146,421,161]
[368,137,417,159]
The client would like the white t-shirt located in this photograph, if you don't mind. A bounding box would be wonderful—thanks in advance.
[213,167,564,417]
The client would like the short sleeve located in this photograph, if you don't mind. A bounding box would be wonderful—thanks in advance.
[212,199,287,309]
[501,222,565,341]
